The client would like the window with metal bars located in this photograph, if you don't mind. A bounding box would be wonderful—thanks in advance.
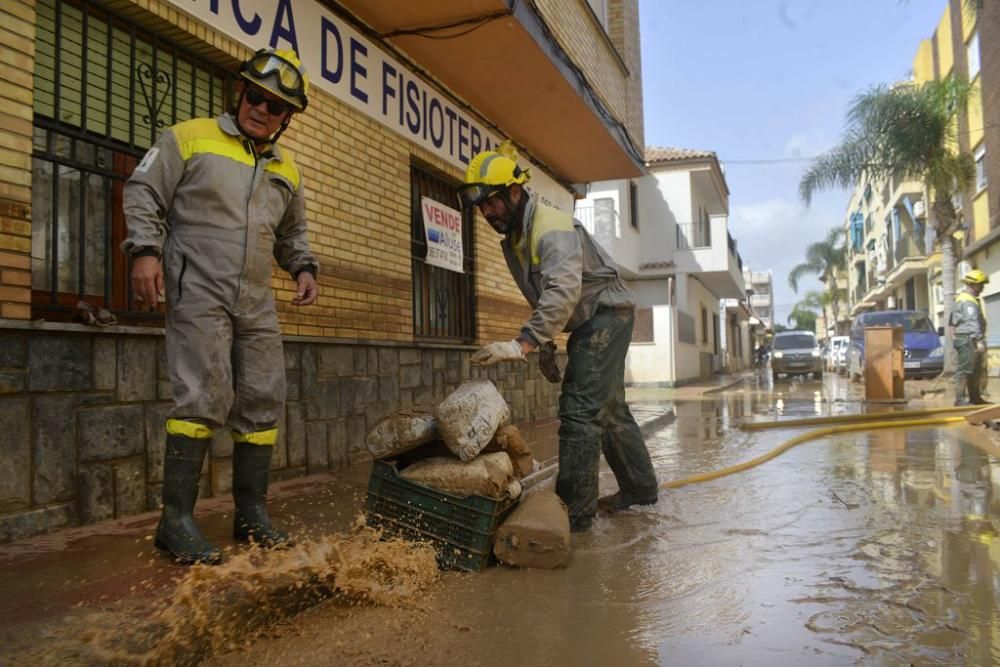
[30,0,234,322]
[410,164,476,341]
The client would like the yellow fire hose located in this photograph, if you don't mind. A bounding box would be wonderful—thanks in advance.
[740,404,976,432]
[660,414,969,490]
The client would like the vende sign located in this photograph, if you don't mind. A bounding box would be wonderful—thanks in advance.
[163,0,573,211]
[420,197,464,274]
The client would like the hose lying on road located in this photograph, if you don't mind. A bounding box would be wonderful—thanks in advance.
[740,404,976,432]
[661,415,969,490]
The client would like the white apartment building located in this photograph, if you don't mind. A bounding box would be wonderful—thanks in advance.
[575,148,748,385]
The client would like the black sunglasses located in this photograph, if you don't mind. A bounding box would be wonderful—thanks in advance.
[244,87,291,116]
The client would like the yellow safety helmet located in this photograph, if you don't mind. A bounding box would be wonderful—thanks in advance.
[239,48,309,111]
[963,269,988,285]
[457,140,531,210]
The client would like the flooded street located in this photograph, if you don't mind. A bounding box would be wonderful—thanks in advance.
[211,373,1000,666]
[5,373,1000,666]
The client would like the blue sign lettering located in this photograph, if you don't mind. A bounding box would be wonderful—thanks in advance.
[429,98,444,148]
[381,61,397,118]
[404,80,420,134]
[320,17,343,84]
[349,38,368,103]
[231,0,261,35]
[269,0,299,51]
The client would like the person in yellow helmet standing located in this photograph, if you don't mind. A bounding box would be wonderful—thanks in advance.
[950,269,989,406]
[459,142,658,533]
[122,49,319,564]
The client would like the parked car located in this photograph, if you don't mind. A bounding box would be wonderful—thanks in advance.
[847,310,943,381]
[771,330,824,381]
[827,335,849,374]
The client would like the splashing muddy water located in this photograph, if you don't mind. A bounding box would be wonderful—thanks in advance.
[8,523,438,666]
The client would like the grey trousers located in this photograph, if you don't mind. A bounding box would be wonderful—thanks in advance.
[165,297,285,433]
[555,307,658,521]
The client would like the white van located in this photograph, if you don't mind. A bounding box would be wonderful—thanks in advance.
[827,335,849,374]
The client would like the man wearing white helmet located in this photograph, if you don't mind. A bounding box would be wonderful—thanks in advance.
[123,48,318,564]
[458,142,658,533]
[951,269,989,406]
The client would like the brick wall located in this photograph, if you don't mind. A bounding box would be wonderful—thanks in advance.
[607,0,644,152]
[0,0,34,320]
[534,0,642,153]
[0,326,563,543]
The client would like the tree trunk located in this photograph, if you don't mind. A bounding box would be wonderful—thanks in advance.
[939,228,957,375]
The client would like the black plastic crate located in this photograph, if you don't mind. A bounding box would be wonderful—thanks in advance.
[364,459,517,571]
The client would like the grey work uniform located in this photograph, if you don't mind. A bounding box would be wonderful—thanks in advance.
[501,194,658,522]
[951,291,986,401]
[123,113,317,435]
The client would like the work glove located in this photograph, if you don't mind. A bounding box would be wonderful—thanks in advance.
[539,341,562,384]
[471,340,525,367]
[977,340,987,354]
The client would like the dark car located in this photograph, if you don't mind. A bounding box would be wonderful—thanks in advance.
[771,330,823,381]
[847,310,943,381]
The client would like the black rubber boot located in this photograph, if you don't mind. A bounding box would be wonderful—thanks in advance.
[232,442,291,547]
[598,488,659,514]
[155,434,223,565]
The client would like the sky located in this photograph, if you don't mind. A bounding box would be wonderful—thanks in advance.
[639,0,948,325]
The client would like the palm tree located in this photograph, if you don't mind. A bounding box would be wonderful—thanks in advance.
[788,226,847,327]
[799,76,975,370]
[787,302,818,333]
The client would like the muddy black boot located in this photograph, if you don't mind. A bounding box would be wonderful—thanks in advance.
[155,435,223,565]
[232,443,291,547]
[598,489,659,514]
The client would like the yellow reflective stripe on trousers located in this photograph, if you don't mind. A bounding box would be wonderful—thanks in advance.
[232,429,278,446]
[165,419,213,439]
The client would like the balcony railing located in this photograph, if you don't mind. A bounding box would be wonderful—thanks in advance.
[574,204,620,239]
[677,221,711,250]
[894,232,927,263]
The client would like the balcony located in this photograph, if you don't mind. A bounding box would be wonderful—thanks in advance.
[670,217,744,299]
[883,231,936,291]
[338,0,645,182]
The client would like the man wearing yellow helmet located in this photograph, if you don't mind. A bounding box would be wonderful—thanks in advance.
[951,269,989,405]
[122,48,318,564]
[459,142,658,533]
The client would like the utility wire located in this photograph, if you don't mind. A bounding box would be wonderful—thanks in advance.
[718,121,1000,166]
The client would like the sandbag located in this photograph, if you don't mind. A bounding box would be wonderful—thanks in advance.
[399,452,514,498]
[365,406,439,459]
[484,424,534,478]
[493,491,571,569]
[435,380,510,462]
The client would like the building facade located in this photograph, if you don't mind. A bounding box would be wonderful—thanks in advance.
[843,0,995,357]
[575,148,747,386]
[0,0,647,541]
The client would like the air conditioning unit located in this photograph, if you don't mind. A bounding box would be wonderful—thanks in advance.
[913,200,926,218]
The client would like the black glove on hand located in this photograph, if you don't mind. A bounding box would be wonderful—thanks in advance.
[539,341,562,384]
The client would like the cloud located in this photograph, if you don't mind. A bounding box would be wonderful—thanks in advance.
[731,197,835,325]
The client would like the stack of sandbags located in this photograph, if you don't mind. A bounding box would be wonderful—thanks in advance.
[363,380,535,500]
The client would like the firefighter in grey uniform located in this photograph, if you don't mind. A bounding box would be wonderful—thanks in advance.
[950,269,988,406]
[459,142,658,533]
[122,49,318,564]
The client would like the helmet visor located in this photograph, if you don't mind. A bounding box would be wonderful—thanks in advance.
[245,53,305,98]
[457,183,502,211]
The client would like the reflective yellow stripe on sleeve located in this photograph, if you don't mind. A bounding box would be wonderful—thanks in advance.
[232,429,278,446]
[166,419,213,439]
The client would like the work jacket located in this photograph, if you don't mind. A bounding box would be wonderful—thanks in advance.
[122,113,317,312]
[951,291,986,339]
[501,194,634,345]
